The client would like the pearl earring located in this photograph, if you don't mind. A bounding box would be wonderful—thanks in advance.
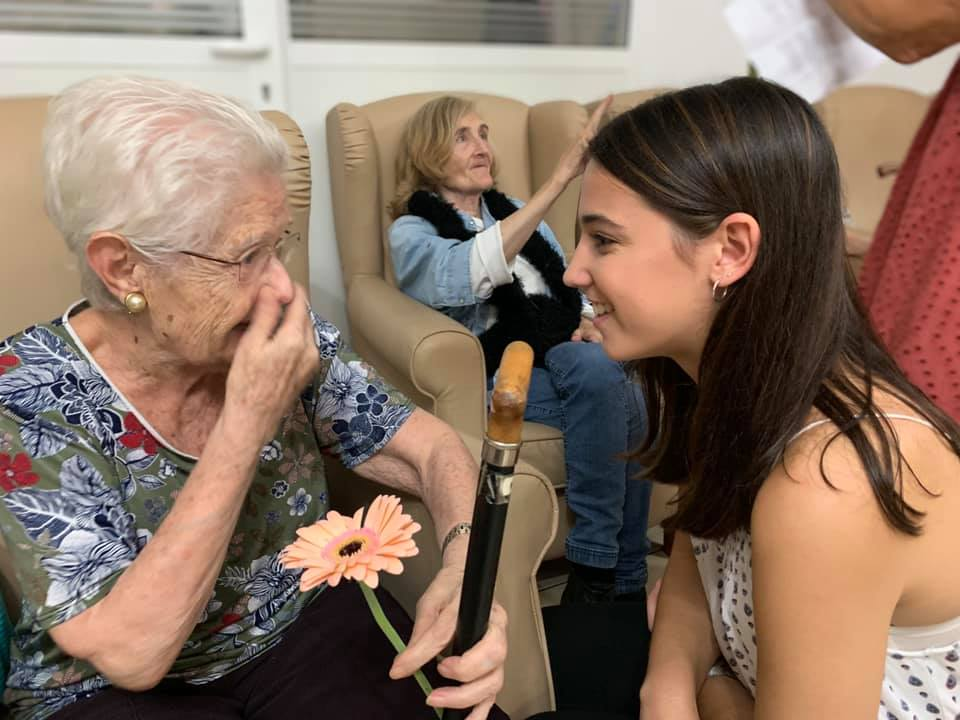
[123,291,148,314]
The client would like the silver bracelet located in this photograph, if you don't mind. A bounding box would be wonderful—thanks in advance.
[441,521,472,557]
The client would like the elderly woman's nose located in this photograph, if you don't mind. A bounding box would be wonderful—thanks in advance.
[264,256,295,303]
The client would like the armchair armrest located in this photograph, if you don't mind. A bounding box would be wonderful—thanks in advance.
[347,274,488,440]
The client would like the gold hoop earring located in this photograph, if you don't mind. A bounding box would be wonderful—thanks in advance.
[711,279,729,302]
[124,291,147,314]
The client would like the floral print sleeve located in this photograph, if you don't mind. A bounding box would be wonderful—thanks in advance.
[0,327,140,632]
[304,312,415,469]
[0,439,137,632]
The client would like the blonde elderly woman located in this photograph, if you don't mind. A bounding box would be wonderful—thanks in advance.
[0,77,507,720]
[388,97,651,605]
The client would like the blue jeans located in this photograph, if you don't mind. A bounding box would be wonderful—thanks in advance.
[523,342,651,595]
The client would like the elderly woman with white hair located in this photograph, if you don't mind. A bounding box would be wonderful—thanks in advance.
[0,76,507,720]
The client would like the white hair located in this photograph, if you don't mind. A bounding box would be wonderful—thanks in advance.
[42,75,289,309]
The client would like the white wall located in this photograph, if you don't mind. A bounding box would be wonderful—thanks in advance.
[1,0,957,334]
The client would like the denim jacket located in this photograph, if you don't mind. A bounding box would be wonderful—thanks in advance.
[388,195,575,336]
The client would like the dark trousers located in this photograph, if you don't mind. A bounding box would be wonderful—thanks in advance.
[51,583,509,720]
[526,599,651,720]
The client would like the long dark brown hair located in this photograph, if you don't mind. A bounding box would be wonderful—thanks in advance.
[589,77,960,539]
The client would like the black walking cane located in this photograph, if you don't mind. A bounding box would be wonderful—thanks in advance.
[445,341,534,720]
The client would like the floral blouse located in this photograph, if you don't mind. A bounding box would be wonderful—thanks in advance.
[0,302,414,719]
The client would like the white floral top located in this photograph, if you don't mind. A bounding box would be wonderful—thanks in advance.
[0,302,414,719]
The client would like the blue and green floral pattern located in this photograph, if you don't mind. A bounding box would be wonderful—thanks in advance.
[0,302,414,719]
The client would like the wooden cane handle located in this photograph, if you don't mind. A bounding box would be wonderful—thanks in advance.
[487,342,534,444]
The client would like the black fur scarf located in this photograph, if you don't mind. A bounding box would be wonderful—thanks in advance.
[406,189,581,376]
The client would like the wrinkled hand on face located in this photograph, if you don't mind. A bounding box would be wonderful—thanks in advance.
[226,284,320,444]
[389,566,507,719]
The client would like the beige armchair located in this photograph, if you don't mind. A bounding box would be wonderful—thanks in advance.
[813,86,931,277]
[0,95,557,719]
[327,93,571,717]
[326,92,578,504]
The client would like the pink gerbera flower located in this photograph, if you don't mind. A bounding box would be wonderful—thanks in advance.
[281,494,421,590]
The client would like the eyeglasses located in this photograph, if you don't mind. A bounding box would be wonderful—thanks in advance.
[179,230,300,284]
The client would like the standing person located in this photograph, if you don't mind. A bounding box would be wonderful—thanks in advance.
[563,77,960,719]
[0,75,508,720]
[388,96,651,604]
[828,0,960,421]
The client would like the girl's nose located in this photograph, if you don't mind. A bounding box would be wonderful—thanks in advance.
[563,242,590,289]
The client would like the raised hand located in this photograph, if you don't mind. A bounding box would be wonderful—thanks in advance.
[552,94,615,188]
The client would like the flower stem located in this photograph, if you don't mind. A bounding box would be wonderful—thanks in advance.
[359,582,442,719]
